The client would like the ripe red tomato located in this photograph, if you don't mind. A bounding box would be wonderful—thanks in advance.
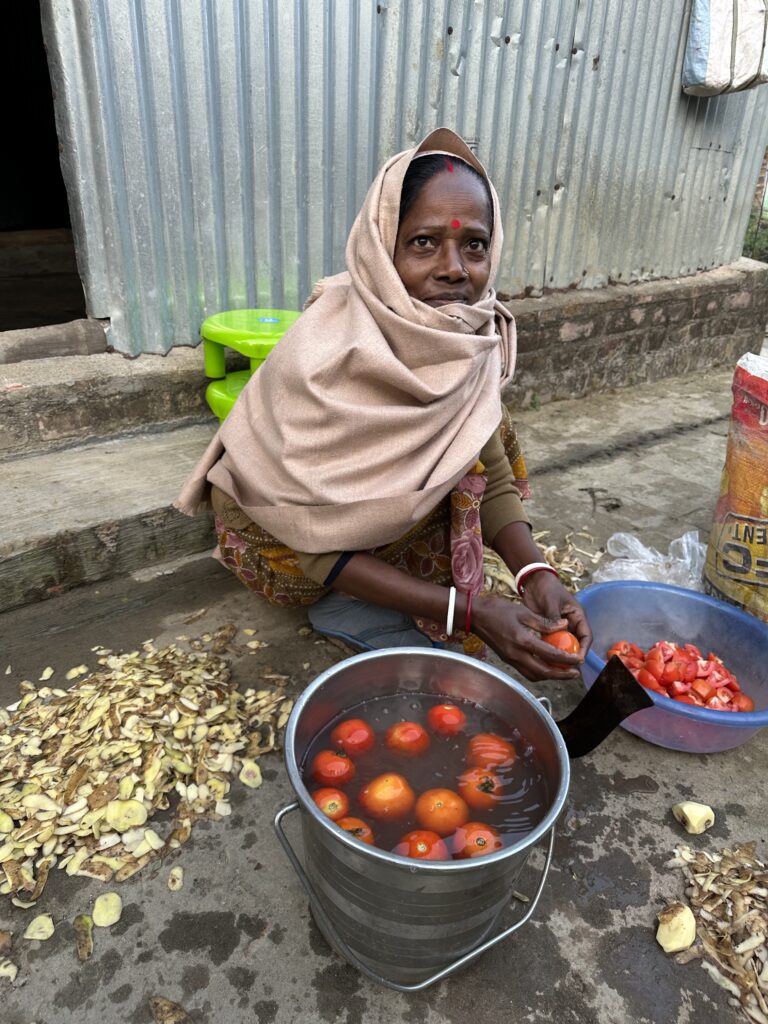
[645,648,666,681]
[311,749,356,787]
[607,640,645,661]
[467,732,517,770]
[415,788,469,836]
[542,630,580,655]
[453,822,503,859]
[692,677,716,702]
[392,830,450,861]
[330,718,375,757]
[337,817,375,845]
[457,768,504,811]
[732,692,755,712]
[384,721,430,756]
[636,667,664,693]
[311,787,349,821]
[358,773,415,820]
[427,703,467,736]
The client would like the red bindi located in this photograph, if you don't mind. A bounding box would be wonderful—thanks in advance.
[445,159,454,172]
[450,218,461,229]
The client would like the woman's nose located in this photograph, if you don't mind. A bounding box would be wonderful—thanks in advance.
[435,242,467,280]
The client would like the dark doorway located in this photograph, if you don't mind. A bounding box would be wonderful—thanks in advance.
[0,2,87,332]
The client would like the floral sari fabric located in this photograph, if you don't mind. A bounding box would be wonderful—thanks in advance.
[214,407,528,657]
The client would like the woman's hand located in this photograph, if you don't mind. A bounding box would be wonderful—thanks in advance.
[521,572,593,659]
[472,594,584,681]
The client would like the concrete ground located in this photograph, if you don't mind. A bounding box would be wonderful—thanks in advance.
[1,368,766,1024]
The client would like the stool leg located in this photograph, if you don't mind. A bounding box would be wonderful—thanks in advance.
[203,339,227,378]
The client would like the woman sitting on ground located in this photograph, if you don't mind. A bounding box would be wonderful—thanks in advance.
[177,128,591,680]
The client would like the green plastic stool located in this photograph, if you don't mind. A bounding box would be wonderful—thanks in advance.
[202,307,301,422]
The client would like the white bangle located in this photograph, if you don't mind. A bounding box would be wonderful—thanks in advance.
[445,586,457,636]
[513,561,558,595]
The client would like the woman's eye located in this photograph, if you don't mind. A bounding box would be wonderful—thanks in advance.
[412,236,435,249]
[466,239,488,252]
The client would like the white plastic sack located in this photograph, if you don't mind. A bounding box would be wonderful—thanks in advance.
[592,531,707,591]
[682,0,768,96]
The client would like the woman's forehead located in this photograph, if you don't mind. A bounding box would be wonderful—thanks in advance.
[402,169,492,226]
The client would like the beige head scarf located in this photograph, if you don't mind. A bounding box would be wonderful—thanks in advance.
[176,128,516,553]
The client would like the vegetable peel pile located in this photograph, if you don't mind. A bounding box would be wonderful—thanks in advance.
[483,530,596,599]
[663,842,768,1023]
[0,630,292,906]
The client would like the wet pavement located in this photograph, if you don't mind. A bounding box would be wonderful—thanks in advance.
[0,367,765,1024]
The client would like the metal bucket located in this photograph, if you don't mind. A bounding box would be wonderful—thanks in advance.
[274,648,570,991]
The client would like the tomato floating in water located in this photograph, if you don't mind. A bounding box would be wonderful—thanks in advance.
[415,788,469,836]
[311,749,356,787]
[358,772,416,820]
[330,718,375,757]
[467,732,517,770]
[457,768,504,811]
[543,630,580,655]
[392,830,450,861]
[385,721,431,757]
[453,821,503,859]
[427,703,467,736]
[311,787,349,821]
[337,817,375,845]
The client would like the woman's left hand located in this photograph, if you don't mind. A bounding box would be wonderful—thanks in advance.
[521,572,593,658]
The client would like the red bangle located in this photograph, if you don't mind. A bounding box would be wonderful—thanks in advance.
[465,591,473,635]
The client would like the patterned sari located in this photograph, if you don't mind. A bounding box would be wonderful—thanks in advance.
[213,406,529,654]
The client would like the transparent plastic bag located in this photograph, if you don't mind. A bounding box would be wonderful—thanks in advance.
[591,531,707,590]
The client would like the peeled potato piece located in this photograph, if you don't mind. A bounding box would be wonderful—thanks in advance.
[93,893,122,928]
[23,914,54,941]
[656,902,696,953]
[671,801,714,835]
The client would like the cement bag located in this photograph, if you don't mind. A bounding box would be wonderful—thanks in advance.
[682,0,768,95]
[704,352,768,621]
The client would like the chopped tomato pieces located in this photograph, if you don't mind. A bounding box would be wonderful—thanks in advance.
[605,637,753,712]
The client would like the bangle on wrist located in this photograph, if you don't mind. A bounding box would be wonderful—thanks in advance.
[445,586,457,636]
[514,562,559,596]
[465,590,473,635]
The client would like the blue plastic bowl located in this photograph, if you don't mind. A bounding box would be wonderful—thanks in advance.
[578,581,768,753]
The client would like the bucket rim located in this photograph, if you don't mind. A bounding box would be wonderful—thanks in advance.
[283,647,571,872]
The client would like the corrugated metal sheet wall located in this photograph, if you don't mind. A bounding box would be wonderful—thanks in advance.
[42,0,768,355]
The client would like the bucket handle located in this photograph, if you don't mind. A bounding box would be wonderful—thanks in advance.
[273,800,556,993]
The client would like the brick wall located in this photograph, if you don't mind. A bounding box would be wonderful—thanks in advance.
[503,257,768,409]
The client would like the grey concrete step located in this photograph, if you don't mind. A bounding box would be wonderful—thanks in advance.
[1,421,217,613]
[1,347,213,457]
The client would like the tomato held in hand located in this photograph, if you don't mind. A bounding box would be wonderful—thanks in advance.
[359,773,416,820]
[427,702,467,736]
[337,817,375,845]
[453,822,503,859]
[311,749,356,786]
[385,721,431,757]
[467,732,517,770]
[458,768,504,811]
[392,830,450,861]
[543,630,580,655]
[330,718,375,757]
[415,788,469,836]
[312,787,349,821]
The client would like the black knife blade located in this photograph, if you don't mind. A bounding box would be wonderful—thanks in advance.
[555,655,655,758]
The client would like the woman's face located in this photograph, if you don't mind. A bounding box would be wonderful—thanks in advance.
[393,167,493,308]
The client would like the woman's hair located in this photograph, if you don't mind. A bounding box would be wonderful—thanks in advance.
[399,153,494,230]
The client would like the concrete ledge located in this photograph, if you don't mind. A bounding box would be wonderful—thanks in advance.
[0,347,212,456]
[0,422,217,613]
[503,257,768,408]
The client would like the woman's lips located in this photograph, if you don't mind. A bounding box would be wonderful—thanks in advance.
[422,294,469,307]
